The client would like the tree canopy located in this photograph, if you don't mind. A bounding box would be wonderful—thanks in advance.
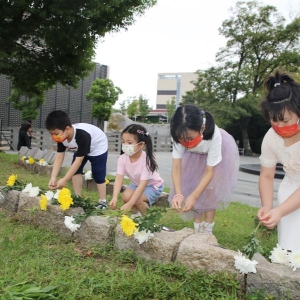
[183,0,300,153]
[0,0,156,94]
[86,78,122,129]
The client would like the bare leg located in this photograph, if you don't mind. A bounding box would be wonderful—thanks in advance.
[204,210,216,223]
[96,182,106,200]
[72,174,83,196]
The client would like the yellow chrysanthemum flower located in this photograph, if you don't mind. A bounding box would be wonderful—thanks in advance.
[39,158,45,162]
[28,157,35,164]
[120,215,138,237]
[6,174,17,186]
[21,156,25,161]
[39,194,47,211]
[57,188,73,210]
[105,178,109,185]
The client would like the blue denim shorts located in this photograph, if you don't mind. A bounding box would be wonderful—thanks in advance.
[128,183,164,206]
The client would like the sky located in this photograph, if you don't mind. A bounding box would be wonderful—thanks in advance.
[94,0,300,109]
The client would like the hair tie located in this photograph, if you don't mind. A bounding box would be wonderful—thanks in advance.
[137,130,149,136]
[274,83,281,87]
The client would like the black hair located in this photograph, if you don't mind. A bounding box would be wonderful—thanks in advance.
[170,104,215,143]
[121,124,158,173]
[45,110,72,130]
[260,70,300,122]
[27,120,32,124]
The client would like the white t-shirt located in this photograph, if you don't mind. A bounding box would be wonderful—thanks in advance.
[117,151,164,188]
[172,125,222,166]
[57,123,108,156]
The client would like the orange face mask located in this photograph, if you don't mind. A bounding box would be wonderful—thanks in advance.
[51,131,68,143]
[271,119,300,138]
[179,134,203,148]
[179,115,206,148]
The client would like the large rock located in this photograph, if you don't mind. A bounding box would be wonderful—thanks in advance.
[115,226,193,263]
[17,193,84,241]
[0,190,21,213]
[247,253,300,299]
[177,233,240,274]
[75,216,115,246]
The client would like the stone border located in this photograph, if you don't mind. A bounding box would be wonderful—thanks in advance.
[0,189,299,298]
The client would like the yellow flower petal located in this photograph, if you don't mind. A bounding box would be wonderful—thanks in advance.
[6,174,17,186]
[120,215,138,237]
[39,195,47,211]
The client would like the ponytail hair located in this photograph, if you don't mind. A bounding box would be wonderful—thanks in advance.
[261,70,300,121]
[121,124,158,173]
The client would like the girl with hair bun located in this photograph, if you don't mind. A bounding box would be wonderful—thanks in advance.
[109,124,164,215]
[169,104,239,234]
[258,70,300,251]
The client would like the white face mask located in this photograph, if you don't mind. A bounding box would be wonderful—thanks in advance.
[122,142,142,156]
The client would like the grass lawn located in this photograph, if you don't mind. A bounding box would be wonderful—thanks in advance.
[0,152,278,299]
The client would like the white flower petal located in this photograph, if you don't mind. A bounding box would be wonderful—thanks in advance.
[54,189,60,199]
[29,186,40,197]
[84,170,93,180]
[45,191,55,203]
[269,244,289,265]
[288,249,300,271]
[234,251,258,274]
[22,183,33,193]
[133,230,154,244]
[64,216,81,232]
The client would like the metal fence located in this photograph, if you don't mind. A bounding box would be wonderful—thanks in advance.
[0,127,173,152]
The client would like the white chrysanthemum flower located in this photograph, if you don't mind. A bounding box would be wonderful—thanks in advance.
[54,189,60,199]
[84,170,93,180]
[22,183,33,193]
[25,160,29,164]
[39,161,48,166]
[134,230,154,244]
[288,249,300,271]
[64,216,81,232]
[29,186,40,197]
[45,190,55,203]
[269,244,289,265]
[234,251,258,274]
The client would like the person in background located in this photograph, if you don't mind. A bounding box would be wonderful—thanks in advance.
[169,104,239,235]
[258,70,300,251]
[17,120,34,151]
[45,110,108,209]
[109,124,164,216]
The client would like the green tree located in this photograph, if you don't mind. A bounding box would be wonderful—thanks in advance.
[138,95,151,122]
[127,100,139,120]
[183,1,300,154]
[119,99,128,115]
[1,0,156,118]
[8,84,47,121]
[86,78,122,129]
[166,97,176,123]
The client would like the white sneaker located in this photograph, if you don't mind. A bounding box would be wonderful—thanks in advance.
[95,199,107,210]
[202,222,214,234]
[130,211,142,219]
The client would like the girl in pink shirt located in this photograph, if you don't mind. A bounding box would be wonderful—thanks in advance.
[109,124,164,215]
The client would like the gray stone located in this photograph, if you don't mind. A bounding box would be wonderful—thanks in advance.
[75,216,115,246]
[155,192,169,207]
[177,233,239,274]
[33,149,46,160]
[247,253,300,299]
[19,146,30,156]
[17,193,84,241]
[43,150,56,163]
[0,190,20,213]
[115,226,193,263]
